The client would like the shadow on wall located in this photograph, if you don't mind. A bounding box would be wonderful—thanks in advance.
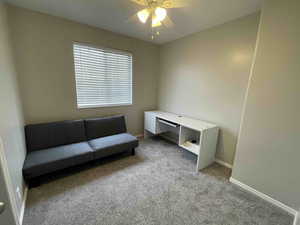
[216,130,225,161]
[215,128,237,165]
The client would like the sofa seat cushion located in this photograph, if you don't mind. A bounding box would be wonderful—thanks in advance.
[23,142,93,179]
[88,133,138,159]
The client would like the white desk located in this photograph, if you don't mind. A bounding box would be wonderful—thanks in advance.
[144,111,219,171]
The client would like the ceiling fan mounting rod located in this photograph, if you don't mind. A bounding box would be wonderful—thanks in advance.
[146,0,161,8]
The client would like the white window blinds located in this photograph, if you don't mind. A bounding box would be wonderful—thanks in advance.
[73,43,133,108]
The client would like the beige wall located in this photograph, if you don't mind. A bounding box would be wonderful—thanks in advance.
[158,13,260,164]
[232,0,300,210]
[3,0,300,213]
[0,3,27,219]
[8,5,159,135]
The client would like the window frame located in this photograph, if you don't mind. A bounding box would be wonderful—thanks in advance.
[72,42,133,109]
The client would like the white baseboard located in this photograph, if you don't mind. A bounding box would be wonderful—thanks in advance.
[215,159,233,169]
[19,186,28,225]
[230,177,297,216]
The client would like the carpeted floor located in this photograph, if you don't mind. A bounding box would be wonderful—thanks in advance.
[23,137,293,225]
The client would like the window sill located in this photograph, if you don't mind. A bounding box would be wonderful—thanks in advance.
[77,103,133,109]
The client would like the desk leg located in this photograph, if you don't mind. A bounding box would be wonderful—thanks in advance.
[196,128,219,172]
[196,154,201,172]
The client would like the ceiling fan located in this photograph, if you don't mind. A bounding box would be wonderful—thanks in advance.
[130,0,187,39]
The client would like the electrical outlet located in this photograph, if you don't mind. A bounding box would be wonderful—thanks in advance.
[16,187,22,200]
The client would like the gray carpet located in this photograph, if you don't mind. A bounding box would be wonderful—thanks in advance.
[23,137,293,225]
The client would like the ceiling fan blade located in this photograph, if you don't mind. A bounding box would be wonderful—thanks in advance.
[162,0,188,8]
[130,0,148,6]
[125,8,147,23]
[155,0,167,5]
[162,15,174,28]
[125,13,140,24]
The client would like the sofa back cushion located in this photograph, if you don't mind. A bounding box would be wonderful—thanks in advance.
[85,115,127,140]
[25,120,86,152]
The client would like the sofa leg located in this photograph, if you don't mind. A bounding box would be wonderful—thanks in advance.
[131,148,135,156]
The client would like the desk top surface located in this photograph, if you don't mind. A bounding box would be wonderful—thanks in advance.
[146,111,217,131]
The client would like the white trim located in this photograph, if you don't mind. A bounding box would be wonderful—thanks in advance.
[293,211,299,225]
[73,41,133,56]
[19,187,28,225]
[215,159,233,169]
[230,177,297,216]
[233,9,263,166]
[0,137,20,225]
[78,103,133,109]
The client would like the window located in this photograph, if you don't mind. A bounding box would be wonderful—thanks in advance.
[73,43,133,108]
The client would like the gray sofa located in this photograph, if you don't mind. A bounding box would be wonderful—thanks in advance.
[23,115,138,182]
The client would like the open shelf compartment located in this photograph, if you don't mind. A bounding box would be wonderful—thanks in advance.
[156,117,180,144]
[179,126,201,155]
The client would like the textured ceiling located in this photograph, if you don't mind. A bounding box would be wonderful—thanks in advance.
[4,0,262,44]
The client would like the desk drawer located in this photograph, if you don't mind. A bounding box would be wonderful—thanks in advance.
[157,118,179,134]
[158,119,179,128]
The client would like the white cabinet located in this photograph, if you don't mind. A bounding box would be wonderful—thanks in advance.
[144,112,158,134]
[144,111,219,171]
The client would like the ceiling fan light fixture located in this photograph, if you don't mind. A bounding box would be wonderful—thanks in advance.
[137,9,150,23]
[152,15,162,27]
[155,7,167,21]
[131,0,187,40]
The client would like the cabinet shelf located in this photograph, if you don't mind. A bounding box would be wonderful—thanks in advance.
[179,126,201,155]
[179,141,200,155]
